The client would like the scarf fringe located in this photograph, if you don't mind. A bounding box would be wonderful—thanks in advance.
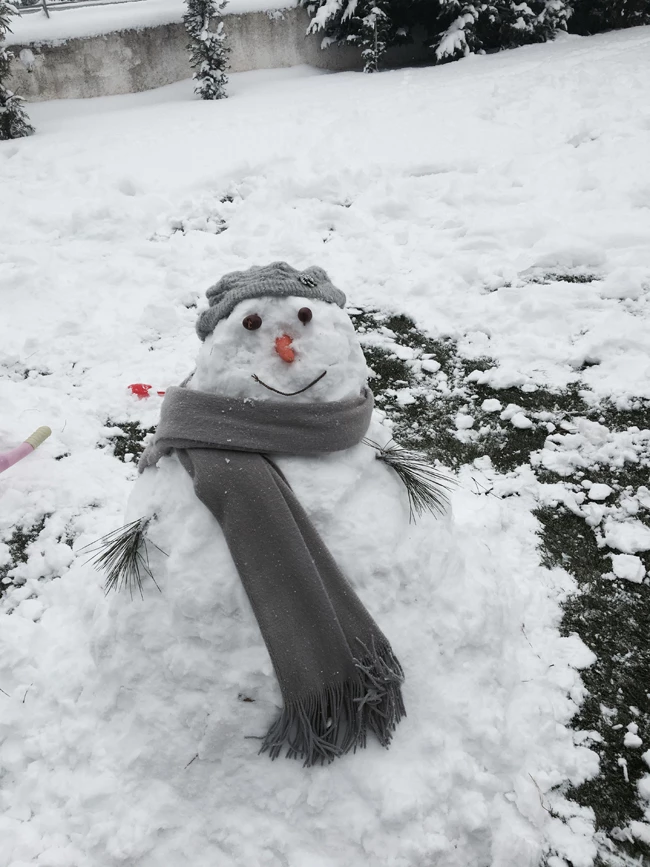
[260,639,406,767]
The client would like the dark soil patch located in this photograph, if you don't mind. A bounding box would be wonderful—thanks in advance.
[0,516,49,598]
[105,421,156,463]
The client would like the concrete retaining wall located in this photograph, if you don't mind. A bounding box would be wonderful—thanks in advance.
[6,6,428,101]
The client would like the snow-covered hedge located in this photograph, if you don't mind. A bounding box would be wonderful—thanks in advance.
[569,0,650,34]
[434,0,568,63]
[302,0,650,70]
[0,0,33,140]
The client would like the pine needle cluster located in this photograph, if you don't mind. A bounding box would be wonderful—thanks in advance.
[365,439,453,522]
[83,518,162,599]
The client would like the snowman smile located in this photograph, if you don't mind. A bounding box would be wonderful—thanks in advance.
[251,370,327,397]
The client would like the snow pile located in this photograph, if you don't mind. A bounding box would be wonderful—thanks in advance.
[531,420,650,575]
[610,553,646,584]
[2,25,650,866]
[0,459,598,866]
[536,421,650,482]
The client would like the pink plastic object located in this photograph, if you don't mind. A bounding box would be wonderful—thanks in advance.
[0,426,52,474]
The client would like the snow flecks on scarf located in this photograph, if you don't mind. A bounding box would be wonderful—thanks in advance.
[139,384,406,765]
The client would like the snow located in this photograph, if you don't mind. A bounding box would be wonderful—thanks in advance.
[481,398,502,413]
[510,411,533,430]
[4,0,298,46]
[587,484,613,501]
[610,553,646,584]
[454,412,474,429]
[536,420,650,480]
[639,776,650,801]
[602,518,650,555]
[2,24,650,867]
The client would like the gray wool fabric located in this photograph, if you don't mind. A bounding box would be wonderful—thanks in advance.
[196,262,347,341]
[139,385,405,766]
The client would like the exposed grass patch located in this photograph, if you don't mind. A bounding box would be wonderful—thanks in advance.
[0,515,81,603]
[0,516,49,598]
[352,308,586,474]
[353,307,650,863]
[539,502,650,861]
[105,421,156,463]
[531,273,600,284]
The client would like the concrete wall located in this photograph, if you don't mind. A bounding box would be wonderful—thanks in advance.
[6,7,429,101]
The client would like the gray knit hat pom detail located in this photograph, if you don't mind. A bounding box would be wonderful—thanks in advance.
[196,262,347,341]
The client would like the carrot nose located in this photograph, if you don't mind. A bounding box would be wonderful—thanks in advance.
[275,334,295,363]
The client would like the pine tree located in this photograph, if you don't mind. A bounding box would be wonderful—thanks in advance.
[304,0,421,73]
[183,0,229,100]
[360,3,390,72]
[568,0,650,35]
[0,0,34,140]
[304,0,649,69]
[436,0,565,62]
[433,0,568,62]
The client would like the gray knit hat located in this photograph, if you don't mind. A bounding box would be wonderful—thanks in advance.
[196,261,347,341]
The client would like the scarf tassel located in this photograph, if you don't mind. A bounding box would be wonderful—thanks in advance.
[261,640,406,767]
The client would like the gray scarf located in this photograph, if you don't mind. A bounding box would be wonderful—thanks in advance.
[139,385,405,766]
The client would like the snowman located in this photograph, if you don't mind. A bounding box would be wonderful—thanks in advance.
[91,262,455,786]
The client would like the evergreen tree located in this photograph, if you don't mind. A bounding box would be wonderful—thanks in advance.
[0,0,34,140]
[305,0,424,73]
[304,0,649,68]
[183,0,229,100]
[360,4,390,72]
[568,0,650,35]
[433,0,568,63]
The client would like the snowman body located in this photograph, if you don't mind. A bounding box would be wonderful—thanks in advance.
[90,295,460,862]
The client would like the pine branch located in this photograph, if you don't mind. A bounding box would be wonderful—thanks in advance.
[365,439,453,522]
[82,517,164,599]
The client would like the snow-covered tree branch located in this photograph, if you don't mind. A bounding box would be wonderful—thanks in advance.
[433,0,569,63]
[302,0,650,68]
[0,0,33,140]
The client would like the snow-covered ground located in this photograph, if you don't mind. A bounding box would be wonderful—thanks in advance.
[1,25,650,867]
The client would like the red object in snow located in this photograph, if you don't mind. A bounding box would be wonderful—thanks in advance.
[129,383,153,399]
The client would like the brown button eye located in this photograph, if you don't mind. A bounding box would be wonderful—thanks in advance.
[298,307,312,324]
[243,314,262,331]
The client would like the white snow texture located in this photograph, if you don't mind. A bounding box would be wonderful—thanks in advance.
[4,23,650,867]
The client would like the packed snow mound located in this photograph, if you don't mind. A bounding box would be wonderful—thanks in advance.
[0,288,596,866]
[1,434,597,866]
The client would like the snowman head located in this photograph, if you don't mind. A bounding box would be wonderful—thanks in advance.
[191,263,369,403]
